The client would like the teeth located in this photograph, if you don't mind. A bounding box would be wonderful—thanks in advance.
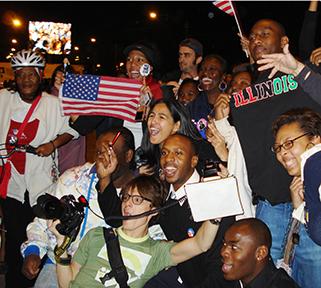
[164,166,177,176]
[201,77,213,84]
[164,166,176,171]
[150,128,159,136]
[130,71,140,78]
[284,158,296,169]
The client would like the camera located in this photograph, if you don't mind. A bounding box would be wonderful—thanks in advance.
[33,193,88,236]
[201,159,221,178]
[134,147,149,168]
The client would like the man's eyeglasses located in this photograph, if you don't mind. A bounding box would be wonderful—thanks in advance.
[120,193,151,205]
[271,133,310,153]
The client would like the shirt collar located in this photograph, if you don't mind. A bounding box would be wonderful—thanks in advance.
[89,164,97,174]
[167,170,200,205]
[243,259,276,288]
[300,143,321,181]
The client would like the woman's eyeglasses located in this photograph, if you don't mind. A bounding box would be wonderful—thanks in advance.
[271,133,310,153]
[120,193,151,205]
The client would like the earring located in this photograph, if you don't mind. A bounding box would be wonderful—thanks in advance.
[219,80,227,92]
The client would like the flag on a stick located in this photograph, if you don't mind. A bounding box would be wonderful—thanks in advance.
[60,73,142,122]
[213,0,235,16]
[212,0,248,58]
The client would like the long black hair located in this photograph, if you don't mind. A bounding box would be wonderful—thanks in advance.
[140,98,201,168]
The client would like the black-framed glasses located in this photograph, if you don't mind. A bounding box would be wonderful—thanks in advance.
[120,193,152,205]
[271,133,310,153]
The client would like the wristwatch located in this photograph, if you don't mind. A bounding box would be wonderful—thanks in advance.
[210,218,222,225]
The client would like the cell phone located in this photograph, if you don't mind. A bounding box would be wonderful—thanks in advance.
[135,111,144,122]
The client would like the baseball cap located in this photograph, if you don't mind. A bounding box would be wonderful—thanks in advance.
[179,38,203,57]
[123,41,159,68]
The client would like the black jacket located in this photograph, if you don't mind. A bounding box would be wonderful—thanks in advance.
[230,69,321,204]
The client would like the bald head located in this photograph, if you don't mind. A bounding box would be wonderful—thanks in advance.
[249,19,289,61]
[230,218,272,250]
[220,218,272,284]
[252,19,286,37]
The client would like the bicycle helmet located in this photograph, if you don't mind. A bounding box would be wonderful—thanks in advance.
[11,49,45,70]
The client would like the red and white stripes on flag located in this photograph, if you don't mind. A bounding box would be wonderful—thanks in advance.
[59,73,142,122]
[213,0,235,16]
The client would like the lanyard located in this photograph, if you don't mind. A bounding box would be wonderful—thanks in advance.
[79,173,96,239]
[16,95,41,142]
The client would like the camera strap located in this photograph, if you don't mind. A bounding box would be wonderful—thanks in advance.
[100,227,129,288]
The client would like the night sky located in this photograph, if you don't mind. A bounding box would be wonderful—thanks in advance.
[1,1,320,76]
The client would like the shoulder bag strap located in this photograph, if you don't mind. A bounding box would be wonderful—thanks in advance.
[99,227,129,288]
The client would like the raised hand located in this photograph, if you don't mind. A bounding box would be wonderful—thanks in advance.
[310,47,321,66]
[96,143,118,181]
[213,93,231,120]
[289,176,305,209]
[206,118,228,162]
[257,44,305,79]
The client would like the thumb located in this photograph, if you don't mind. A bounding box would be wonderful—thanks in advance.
[283,43,289,54]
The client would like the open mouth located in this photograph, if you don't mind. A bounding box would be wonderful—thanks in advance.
[221,263,233,273]
[163,166,177,177]
[149,127,160,137]
[201,77,213,85]
[129,71,140,78]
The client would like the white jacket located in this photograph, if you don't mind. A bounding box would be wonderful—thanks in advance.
[214,117,255,219]
[0,89,79,205]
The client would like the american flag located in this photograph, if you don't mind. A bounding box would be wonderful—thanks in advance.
[60,73,142,122]
[213,0,235,16]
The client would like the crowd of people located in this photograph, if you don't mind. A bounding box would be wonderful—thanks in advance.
[0,2,321,287]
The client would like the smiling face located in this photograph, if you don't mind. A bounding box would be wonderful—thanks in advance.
[126,49,151,82]
[199,57,224,91]
[147,103,180,145]
[160,134,198,190]
[221,225,260,284]
[274,122,313,177]
[249,19,288,61]
[15,67,41,103]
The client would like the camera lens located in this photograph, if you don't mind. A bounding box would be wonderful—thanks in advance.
[33,194,64,220]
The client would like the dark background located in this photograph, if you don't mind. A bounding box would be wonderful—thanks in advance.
[1,1,320,76]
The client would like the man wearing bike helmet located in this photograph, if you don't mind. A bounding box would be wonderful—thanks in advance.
[0,49,78,287]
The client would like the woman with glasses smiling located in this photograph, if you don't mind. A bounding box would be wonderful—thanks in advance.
[49,175,221,288]
[271,107,321,284]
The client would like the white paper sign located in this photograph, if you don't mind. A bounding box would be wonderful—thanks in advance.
[184,176,244,222]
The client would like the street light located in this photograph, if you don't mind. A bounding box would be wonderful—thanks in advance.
[11,39,18,44]
[90,38,96,43]
[149,11,158,20]
[12,18,22,28]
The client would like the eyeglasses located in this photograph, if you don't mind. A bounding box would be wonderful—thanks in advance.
[120,193,151,205]
[271,133,310,153]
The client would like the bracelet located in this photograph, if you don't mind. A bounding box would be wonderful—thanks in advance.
[50,140,56,150]
[55,254,71,266]
[210,218,221,225]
